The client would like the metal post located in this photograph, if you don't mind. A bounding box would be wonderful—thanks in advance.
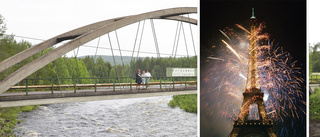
[74,78,76,93]
[130,78,132,90]
[113,78,115,91]
[51,78,54,94]
[94,78,97,92]
[185,77,187,88]
[108,78,110,89]
[173,78,175,89]
[160,78,162,89]
[126,77,128,89]
[119,77,121,90]
[26,79,28,96]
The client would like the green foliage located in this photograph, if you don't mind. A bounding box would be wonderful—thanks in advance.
[310,43,320,73]
[20,105,38,112]
[310,74,320,83]
[0,36,34,80]
[53,57,70,83]
[80,55,197,82]
[110,68,117,81]
[310,88,320,121]
[168,94,197,113]
[0,14,6,37]
[0,105,38,136]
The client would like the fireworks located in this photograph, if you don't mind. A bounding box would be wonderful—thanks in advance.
[201,23,305,136]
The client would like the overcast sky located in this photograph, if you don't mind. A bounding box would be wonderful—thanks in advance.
[309,0,320,46]
[0,0,198,57]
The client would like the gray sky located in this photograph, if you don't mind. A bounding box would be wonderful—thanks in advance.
[309,0,320,46]
[0,0,198,57]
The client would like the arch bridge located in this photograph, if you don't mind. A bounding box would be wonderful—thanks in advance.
[0,7,197,105]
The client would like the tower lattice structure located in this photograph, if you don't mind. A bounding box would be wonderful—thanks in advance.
[229,8,277,137]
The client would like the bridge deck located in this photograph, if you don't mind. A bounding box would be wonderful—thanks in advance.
[0,84,196,107]
[0,87,196,108]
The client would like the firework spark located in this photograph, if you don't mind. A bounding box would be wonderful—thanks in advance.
[222,39,242,61]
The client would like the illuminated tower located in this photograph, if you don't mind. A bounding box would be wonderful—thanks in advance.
[229,8,277,137]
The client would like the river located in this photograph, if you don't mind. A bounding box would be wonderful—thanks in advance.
[13,96,197,137]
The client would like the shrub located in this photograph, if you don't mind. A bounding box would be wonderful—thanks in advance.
[168,94,197,113]
[310,90,320,121]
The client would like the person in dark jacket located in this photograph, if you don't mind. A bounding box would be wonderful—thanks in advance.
[136,69,142,89]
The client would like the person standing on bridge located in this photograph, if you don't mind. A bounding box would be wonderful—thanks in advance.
[145,69,152,88]
[136,69,142,89]
[141,71,146,85]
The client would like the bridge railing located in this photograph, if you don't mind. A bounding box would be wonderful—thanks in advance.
[310,75,320,83]
[5,76,197,95]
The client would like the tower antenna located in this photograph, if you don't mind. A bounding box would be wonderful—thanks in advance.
[251,8,256,19]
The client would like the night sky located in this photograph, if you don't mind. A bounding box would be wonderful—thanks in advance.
[200,0,306,65]
[200,0,306,136]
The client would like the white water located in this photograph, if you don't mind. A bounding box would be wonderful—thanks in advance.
[14,96,197,137]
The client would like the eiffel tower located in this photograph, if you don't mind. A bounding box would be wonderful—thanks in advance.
[228,8,277,137]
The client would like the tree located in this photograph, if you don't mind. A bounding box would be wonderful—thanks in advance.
[95,56,108,78]
[52,57,71,84]
[81,56,95,77]
[136,58,143,70]
[109,68,117,82]
[143,57,150,70]
[152,65,162,79]
[312,43,320,72]
[75,60,91,83]
[0,14,6,37]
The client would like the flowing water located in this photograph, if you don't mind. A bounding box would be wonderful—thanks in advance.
[14,96,197,137]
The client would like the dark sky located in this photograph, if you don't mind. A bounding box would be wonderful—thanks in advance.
[200,0,306,136]
[200,0,306,66]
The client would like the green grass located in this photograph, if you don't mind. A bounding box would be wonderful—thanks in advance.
[310,87,320,121]
[168,94,197,113]
[0,105,38,136]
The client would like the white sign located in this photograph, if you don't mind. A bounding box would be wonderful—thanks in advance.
[167,68,196,77]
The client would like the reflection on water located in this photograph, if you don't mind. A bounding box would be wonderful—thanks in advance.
[14,96,197,137]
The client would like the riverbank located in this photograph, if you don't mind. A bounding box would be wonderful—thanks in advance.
[0,105,38,136]
[168,94,197,113]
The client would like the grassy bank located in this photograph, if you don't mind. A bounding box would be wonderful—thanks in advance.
[0,105,38,136]
[168,94,197,113]
[310,87,320,121]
